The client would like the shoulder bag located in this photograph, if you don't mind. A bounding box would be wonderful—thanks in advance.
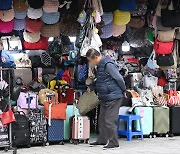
[157,29,175,42]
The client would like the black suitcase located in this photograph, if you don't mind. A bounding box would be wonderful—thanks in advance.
[170,106,180,135]
[12,112,30,148]
[28,109,47,145]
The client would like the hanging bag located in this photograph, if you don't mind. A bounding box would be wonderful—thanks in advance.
[44,94,67,120]
[1,104,16,125]
[154,38,173,54]
[157,29,175,42]
[161,0,180,27]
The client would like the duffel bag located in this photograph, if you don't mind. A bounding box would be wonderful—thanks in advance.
[154,39,173,54]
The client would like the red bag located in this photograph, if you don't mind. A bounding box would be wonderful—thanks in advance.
[58,88,74,104]
[154,39,173,55]
[1,105,16,125]
[158,77,167,87]
[62,70,72,84]
[168,90,180,106]
[44,96,67,120]
[24,36,48,50]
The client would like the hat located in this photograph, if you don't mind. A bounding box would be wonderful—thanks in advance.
[113,24,126,37]
[0,19,14,33]
[43,0,59,13]
[28,0,44,9]
[41,22,60,37]
[26,18,43,33]
[113,10,130,26]
[102,12,113,25]
[42,11,60,24]
[13,0,28,11]
[23,31,41,43]
[24,36,48,50]
[14,10,27,19]
[14,18,26,31]
[27,7,43,19]
[0,0,12,10]
[0,9,14,22]
[100,22,113,39]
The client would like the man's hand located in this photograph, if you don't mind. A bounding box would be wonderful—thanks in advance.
[124,91,128,98]
[87,87,91,93]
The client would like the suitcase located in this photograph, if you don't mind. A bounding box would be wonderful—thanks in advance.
[153,107,169,135]
[47,120,64,143]
[170,106,180,134]
[71,116,90,144]
[134,107,153,136]
[64,105,79,140]
[28,109,47,145]
[0,120,9,148]
[14,68,32,85]
[118,107,131,130]
[58,88,75,105]
[12,112,30,148]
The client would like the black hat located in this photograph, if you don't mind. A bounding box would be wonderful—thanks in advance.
[28,0,44,9]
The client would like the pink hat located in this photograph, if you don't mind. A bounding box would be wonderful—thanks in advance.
[43,0,59,13]
[0,19,14,33]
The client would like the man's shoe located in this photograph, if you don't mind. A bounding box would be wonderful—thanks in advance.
[103,144,119,150]
[89,142,106,147]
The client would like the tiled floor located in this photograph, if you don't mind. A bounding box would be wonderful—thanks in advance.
[1,137,180,154]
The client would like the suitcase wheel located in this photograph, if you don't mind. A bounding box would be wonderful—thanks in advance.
[73,140,79,145]
[13,149,17,154]
[153,134,156,138]
[4,147,9,152]
[149,134,152,138]
[46,142,50,146]
[85,139,89,144]
[59,141,64,145]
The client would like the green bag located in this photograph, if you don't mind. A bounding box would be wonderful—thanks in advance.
[77,91,100,115]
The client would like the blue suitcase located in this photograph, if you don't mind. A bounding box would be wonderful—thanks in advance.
[134,107,153,136]
[47,120,64,143]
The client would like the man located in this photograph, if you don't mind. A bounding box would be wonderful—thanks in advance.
[86,49,126,149]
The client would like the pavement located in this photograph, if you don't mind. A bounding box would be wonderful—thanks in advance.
[1,136,180,154]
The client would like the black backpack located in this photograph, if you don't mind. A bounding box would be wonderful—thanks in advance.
[12,112,30,148]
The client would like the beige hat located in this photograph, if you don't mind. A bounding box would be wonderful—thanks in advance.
[23,31,41,43]
[0,9,14,22]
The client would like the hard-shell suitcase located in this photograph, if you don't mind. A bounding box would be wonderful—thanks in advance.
[47,120,64,144]
[12,112,30,148]
[153,107,169,135]
[28,109,47,145]
[58,88,75,105]
[118,107,131,130]
[71,116,90,144]
[64,105,79,140]
[134,107,153,136]
[0,120,9,149]
[170,106,180,134]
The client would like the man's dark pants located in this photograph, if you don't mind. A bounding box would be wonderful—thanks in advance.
[97,98,123,146]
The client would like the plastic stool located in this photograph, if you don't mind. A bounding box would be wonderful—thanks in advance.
[117,114,144,141]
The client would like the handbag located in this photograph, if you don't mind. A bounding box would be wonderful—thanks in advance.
[157,29,175,42]
[154,38,173,54]
[138,88,154,106]
[143,72,158,88]
[157,53,174,66]
[1,36,22,50]
[92,0,103,16]
[161,0,180,27]
[147,50,159,69]
[125,58,140,73]
[1,104,16,125]
[77,91,100,115]
[154,93,168,106]
[156,0,172,17]
[44,96,67,120]
[156,16,173,31]
[168,90,180,106]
